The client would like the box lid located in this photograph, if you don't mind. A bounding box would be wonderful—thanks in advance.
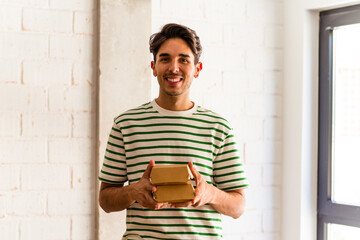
[150,164,192,185]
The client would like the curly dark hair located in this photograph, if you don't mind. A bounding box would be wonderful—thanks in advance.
[149,23,202,64]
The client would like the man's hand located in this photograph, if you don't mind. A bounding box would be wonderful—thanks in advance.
[190,161,214,207]
[170,161,214,208]
[131,160,167,209]
[99,160,167,212]
[131,160,157,208]
[170,162,246,219]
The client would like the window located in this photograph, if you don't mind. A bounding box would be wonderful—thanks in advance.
[318,4,360,240]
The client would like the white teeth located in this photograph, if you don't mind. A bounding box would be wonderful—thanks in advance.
[167,78,181,82]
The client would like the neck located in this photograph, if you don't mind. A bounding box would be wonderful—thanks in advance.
[155,96,194,111]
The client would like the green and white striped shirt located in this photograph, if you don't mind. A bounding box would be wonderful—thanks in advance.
[99,100,249,239]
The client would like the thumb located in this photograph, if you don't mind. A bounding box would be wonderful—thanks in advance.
[188,162,200,183]
[142,160,155,179]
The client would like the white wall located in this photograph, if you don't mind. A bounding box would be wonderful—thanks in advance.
[282,0,360,240]
[4,0,360,239]
[98,0,152,238]
[5,0,349,239]
[151,0,283,239]
[0,0,98,239]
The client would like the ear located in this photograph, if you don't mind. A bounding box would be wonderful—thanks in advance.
[194,62,203,78]
[151,61,157,77]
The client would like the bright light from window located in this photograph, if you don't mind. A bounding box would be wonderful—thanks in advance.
[332,23,360,207]
[328,223,360,239]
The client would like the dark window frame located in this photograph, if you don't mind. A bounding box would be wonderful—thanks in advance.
[318,4,360,240]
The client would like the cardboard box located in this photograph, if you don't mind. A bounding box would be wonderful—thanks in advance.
[150,164,195,203]
[153,183,195,203]
[150,164,192,185]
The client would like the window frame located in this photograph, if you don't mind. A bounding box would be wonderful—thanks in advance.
[318,4,360,240]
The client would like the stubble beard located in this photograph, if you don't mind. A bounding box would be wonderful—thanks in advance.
[159,76,191,97]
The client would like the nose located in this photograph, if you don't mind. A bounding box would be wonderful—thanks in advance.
[169,59,179,73]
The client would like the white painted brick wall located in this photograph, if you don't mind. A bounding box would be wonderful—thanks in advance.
[73,61,97,85]
[0,59,21,84]
[21,217,71,240]
[23,8,73,33]
[0,86,48,112]
[48,190,94,215]
[23,60,72,86]
[1,0,284,239]
[2,0,48,8]
[0,219,19,240]
[21,164,71,190]
[48,138,94,164]
[0,5,22,31]
[0,0,97,239]
[72,215,96,240]
[72,163,95,189]
[7,192,46,216]
[0,139,47,164]
[0,113,20,137]
[72,112,96,137]
[0,32,49,58]
[50,35,95,61]
[74,11,96,35]
[22,113,72,137]
[0,165,20,191]
[152,0,283,238]
[49,0,95,11]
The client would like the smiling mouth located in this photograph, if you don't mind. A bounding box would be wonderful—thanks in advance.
[165,76,183,83]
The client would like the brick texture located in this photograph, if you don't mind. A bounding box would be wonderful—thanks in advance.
[22,8,73,33]
[0,1,97,239]
[21,217,71,240]
[0,6,22,31]
[0,0,284,238]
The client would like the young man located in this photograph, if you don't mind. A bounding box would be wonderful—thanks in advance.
[98,23,249,239]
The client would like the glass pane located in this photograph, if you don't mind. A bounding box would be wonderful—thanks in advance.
[331,23,360,206]
[328,223,360,240]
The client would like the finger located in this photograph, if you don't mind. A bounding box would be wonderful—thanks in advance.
[142,160,155,179]
[145,196,159,209]
[192,190,203,207]
[193,183,204,203]
[192,194,200,206]
[188,162,200,183]
[155,202,168,209]
[170,201,192,208]
[193,201,202,208]
[160,203,169,209]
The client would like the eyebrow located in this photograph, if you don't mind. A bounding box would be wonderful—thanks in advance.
[158,53,191,58]
[179,54,190,58]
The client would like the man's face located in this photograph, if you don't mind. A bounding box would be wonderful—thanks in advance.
[151,38,202,99]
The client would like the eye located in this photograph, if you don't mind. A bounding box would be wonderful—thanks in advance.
[159,58,169,62]
[180,58,189,63]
